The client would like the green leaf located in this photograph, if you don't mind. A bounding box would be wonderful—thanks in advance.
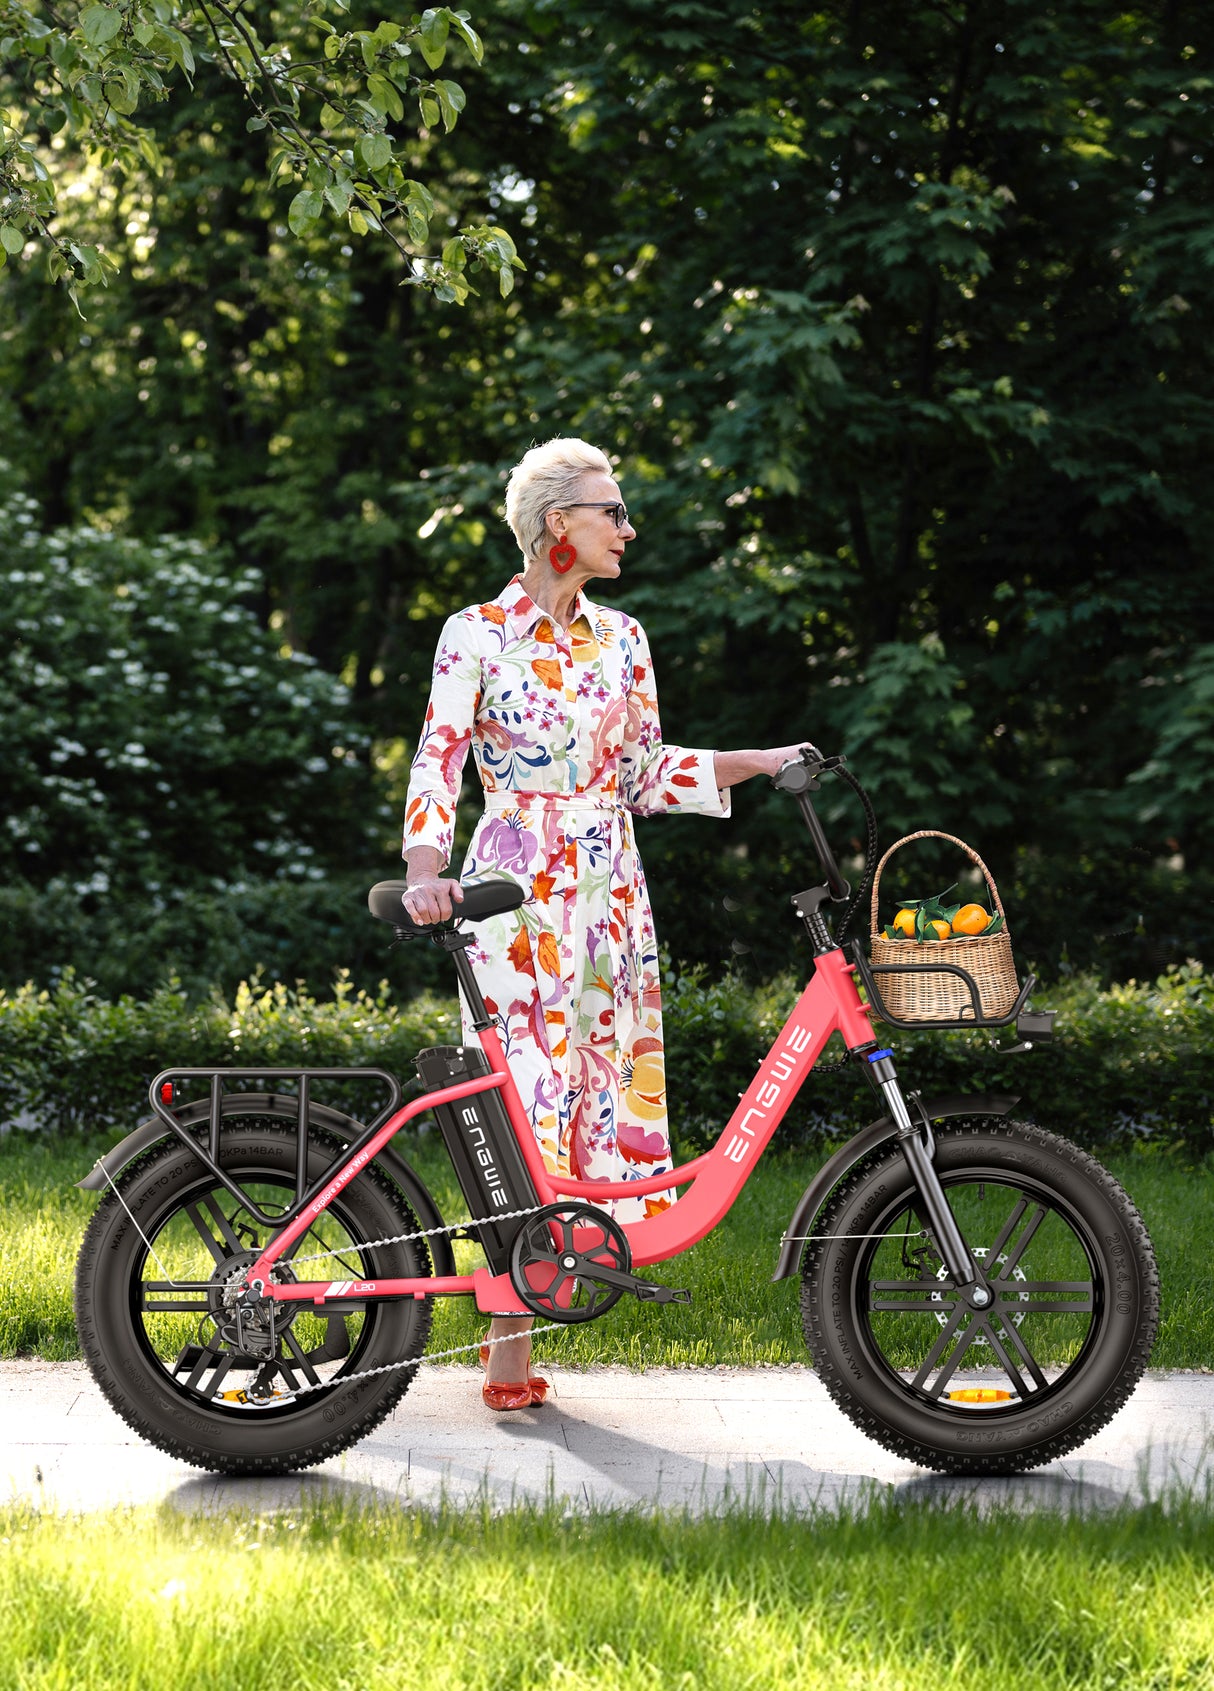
[441,236,466,271]
[287,188,323,236]
[366,73,403,121]
[406,180,435,219]
[0,247,7,270]
[319,103,343,132]
[348,208,369,235]
[324,33,344,60]
[154,25,195,78]
[420,95,440,128]
[0,225,25,256]
[103,68,141,115]
[357,133,392,172]
[80,5,123,48]
[246,115,267,132]
[324,179,352,216]
[418,8,450,70]
[448,12,483,63]
[985,914,1005,937]
[435,78,465,131]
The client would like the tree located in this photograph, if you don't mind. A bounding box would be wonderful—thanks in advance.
[0,1,520,308]
[3,1,1212,986]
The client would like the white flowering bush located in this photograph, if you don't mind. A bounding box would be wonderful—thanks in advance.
[0,460,398,994]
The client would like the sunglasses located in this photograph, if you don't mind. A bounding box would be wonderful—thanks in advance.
[561,501,630,529]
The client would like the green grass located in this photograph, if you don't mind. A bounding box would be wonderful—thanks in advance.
[3,1492,1214,1689]
[3,1130,1214,1368]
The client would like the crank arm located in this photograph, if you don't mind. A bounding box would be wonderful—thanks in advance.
[568,1258,692,1306]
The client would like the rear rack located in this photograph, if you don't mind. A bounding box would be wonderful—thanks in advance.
[147,1067,403,1228]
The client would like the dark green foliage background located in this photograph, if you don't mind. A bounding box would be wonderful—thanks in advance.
[2,1,1212,994]
[4,963,1211,1153]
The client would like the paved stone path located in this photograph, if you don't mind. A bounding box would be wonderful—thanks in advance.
[4,1361,1213,1517]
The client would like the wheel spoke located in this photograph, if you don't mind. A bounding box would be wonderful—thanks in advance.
[996,1203,1048,1278]
[184,1344,232,1396]
[987,1312,1046,1395]
[310,1316,351,1362]
[183,1199,241,1267]
[282,1330,323,1388]
[920,1313,989,1399]
[982,1194,1029,1265]
[910,1296,967,1391]
[142,1281,212,1312]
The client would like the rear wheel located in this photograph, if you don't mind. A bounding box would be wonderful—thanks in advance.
[75,1120,433,1474]
[800,1119,1159,1473]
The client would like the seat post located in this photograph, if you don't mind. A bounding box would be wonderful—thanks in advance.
[437,931,493,1032]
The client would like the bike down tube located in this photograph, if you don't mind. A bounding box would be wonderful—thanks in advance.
[590,948,878,1270]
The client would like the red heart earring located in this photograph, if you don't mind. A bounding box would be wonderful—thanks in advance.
[549,539,577,573]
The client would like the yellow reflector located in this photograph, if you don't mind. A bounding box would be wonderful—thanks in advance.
[948,1387,1012,1403]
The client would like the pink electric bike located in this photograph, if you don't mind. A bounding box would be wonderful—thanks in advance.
[74,751,1158,1475]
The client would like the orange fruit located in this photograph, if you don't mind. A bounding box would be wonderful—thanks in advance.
[925,919,951,941]
[951,903,991,935]
[892,908,917,937]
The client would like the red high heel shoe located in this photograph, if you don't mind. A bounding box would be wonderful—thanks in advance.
[480,1345,549,1411]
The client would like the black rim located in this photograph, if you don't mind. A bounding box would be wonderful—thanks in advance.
[851,1168,1106,1417]
[126,1164,398,1415]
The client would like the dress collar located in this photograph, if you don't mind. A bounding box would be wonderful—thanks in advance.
[497,574,598,641]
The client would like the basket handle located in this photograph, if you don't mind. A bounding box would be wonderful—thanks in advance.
[869,829,1007,932]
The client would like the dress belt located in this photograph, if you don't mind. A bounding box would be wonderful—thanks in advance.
[481,791,622,813]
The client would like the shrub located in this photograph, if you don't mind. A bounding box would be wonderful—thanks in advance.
[2,962,1210,1157]
[0,459,398,998]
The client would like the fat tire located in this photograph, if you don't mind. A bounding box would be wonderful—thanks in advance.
[75,1120,433,1475]
[800,1118,1159,1474]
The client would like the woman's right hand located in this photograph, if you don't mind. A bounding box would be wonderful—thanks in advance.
[401,875,465,924]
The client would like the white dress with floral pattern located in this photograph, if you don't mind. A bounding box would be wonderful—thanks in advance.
[403,575,729,1218]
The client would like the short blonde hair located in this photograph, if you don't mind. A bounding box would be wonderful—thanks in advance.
[503,436,615,561]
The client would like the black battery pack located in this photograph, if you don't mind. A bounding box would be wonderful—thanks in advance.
[415,1045,540,1274]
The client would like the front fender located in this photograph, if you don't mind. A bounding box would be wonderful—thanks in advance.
[75,1093,457,1278]
[771,1092,1020,1282]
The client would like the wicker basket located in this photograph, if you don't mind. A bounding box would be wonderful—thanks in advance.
[869,830,1019,1024]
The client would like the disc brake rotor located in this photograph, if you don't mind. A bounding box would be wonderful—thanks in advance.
[932,1246,1028,1347]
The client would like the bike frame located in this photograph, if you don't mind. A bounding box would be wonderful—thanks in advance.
[242,945,880,1317]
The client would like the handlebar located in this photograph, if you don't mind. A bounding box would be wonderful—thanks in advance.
[772,749,851,903]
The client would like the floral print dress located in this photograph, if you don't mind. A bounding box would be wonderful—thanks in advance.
[403,575,729,1218]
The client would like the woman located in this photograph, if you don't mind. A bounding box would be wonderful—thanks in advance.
[402,437,808,1409]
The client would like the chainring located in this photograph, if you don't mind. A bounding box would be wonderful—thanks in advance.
[508,1202,630,1324]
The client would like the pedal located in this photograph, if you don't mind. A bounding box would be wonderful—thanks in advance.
[633,1281,693,1306]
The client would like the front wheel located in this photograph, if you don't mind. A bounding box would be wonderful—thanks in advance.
[800,1119,1159,1474]
[75,1120,434,1474]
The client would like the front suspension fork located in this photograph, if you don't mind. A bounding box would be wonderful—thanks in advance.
[861,1050,993,1309]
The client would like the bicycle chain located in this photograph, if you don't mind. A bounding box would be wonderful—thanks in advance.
[276,1203,577,1398]
[285,1201,546,1265]
[102,1166,930,1405]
